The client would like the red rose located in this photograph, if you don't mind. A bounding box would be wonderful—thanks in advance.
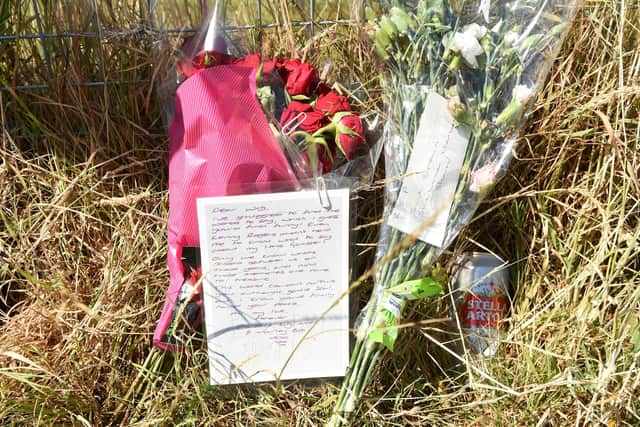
[315,90,351,116]
[304,143,336,174]
[279,100,312,129]
[336,114,366,161]
[177,50,234,78]
[281,59,318,96]
[280,101,328,134]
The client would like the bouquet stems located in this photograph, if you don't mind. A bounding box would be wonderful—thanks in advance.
[330,226,437,425]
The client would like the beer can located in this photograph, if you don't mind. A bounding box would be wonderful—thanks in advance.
[451,252,510,357]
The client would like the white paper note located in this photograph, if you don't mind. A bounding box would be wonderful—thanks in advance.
[197,189,350,384]
[388,91,471,247]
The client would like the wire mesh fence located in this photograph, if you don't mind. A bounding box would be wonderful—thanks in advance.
[0,0,365,153]
[0,0,356,92]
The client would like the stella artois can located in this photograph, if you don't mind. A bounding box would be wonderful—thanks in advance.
[451,252,510,357]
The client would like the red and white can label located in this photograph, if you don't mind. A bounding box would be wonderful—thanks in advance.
[451,253,510,357]
[459,294,507,328]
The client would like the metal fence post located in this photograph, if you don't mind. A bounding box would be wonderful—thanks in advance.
[309,0,315,36]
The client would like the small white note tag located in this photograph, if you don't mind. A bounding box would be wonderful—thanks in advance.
[388,91,471,248]
[197,189,350,385]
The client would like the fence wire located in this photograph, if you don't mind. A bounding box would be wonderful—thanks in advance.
[0,0,354,92]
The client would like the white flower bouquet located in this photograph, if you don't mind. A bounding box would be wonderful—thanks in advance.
[329,0,578,423]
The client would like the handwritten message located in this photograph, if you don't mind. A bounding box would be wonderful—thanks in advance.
[388,90,471,247]
[197,189,350,384]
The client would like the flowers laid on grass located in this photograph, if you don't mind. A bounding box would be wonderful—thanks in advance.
[329,0,578,424]
[156,39,376,349]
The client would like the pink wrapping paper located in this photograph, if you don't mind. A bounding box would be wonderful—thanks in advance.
[154,65,298,350]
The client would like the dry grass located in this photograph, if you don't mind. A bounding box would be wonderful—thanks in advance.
[1,0,639,425]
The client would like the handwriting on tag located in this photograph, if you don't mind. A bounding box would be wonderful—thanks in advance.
[388,91,471,248]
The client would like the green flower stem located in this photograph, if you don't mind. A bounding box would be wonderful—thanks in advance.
[330,226,438,425]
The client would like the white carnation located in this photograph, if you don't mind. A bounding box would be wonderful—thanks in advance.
[462,23,488,39]
[449,24,488,68]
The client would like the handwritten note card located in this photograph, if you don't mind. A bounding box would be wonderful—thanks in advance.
[388,91,471,247]
[197,189,350,385]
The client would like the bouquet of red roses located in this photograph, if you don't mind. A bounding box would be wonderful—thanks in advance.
[154,8,377,349]
[178,50,369,174]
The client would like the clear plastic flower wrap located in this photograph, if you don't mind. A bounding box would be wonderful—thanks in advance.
[152,0,382,350]
[330,0,578,423]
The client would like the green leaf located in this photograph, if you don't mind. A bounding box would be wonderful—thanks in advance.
[291,94,311,102]
[387,277,444,300]
[369,310,398,351]
[369,277,443,352]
